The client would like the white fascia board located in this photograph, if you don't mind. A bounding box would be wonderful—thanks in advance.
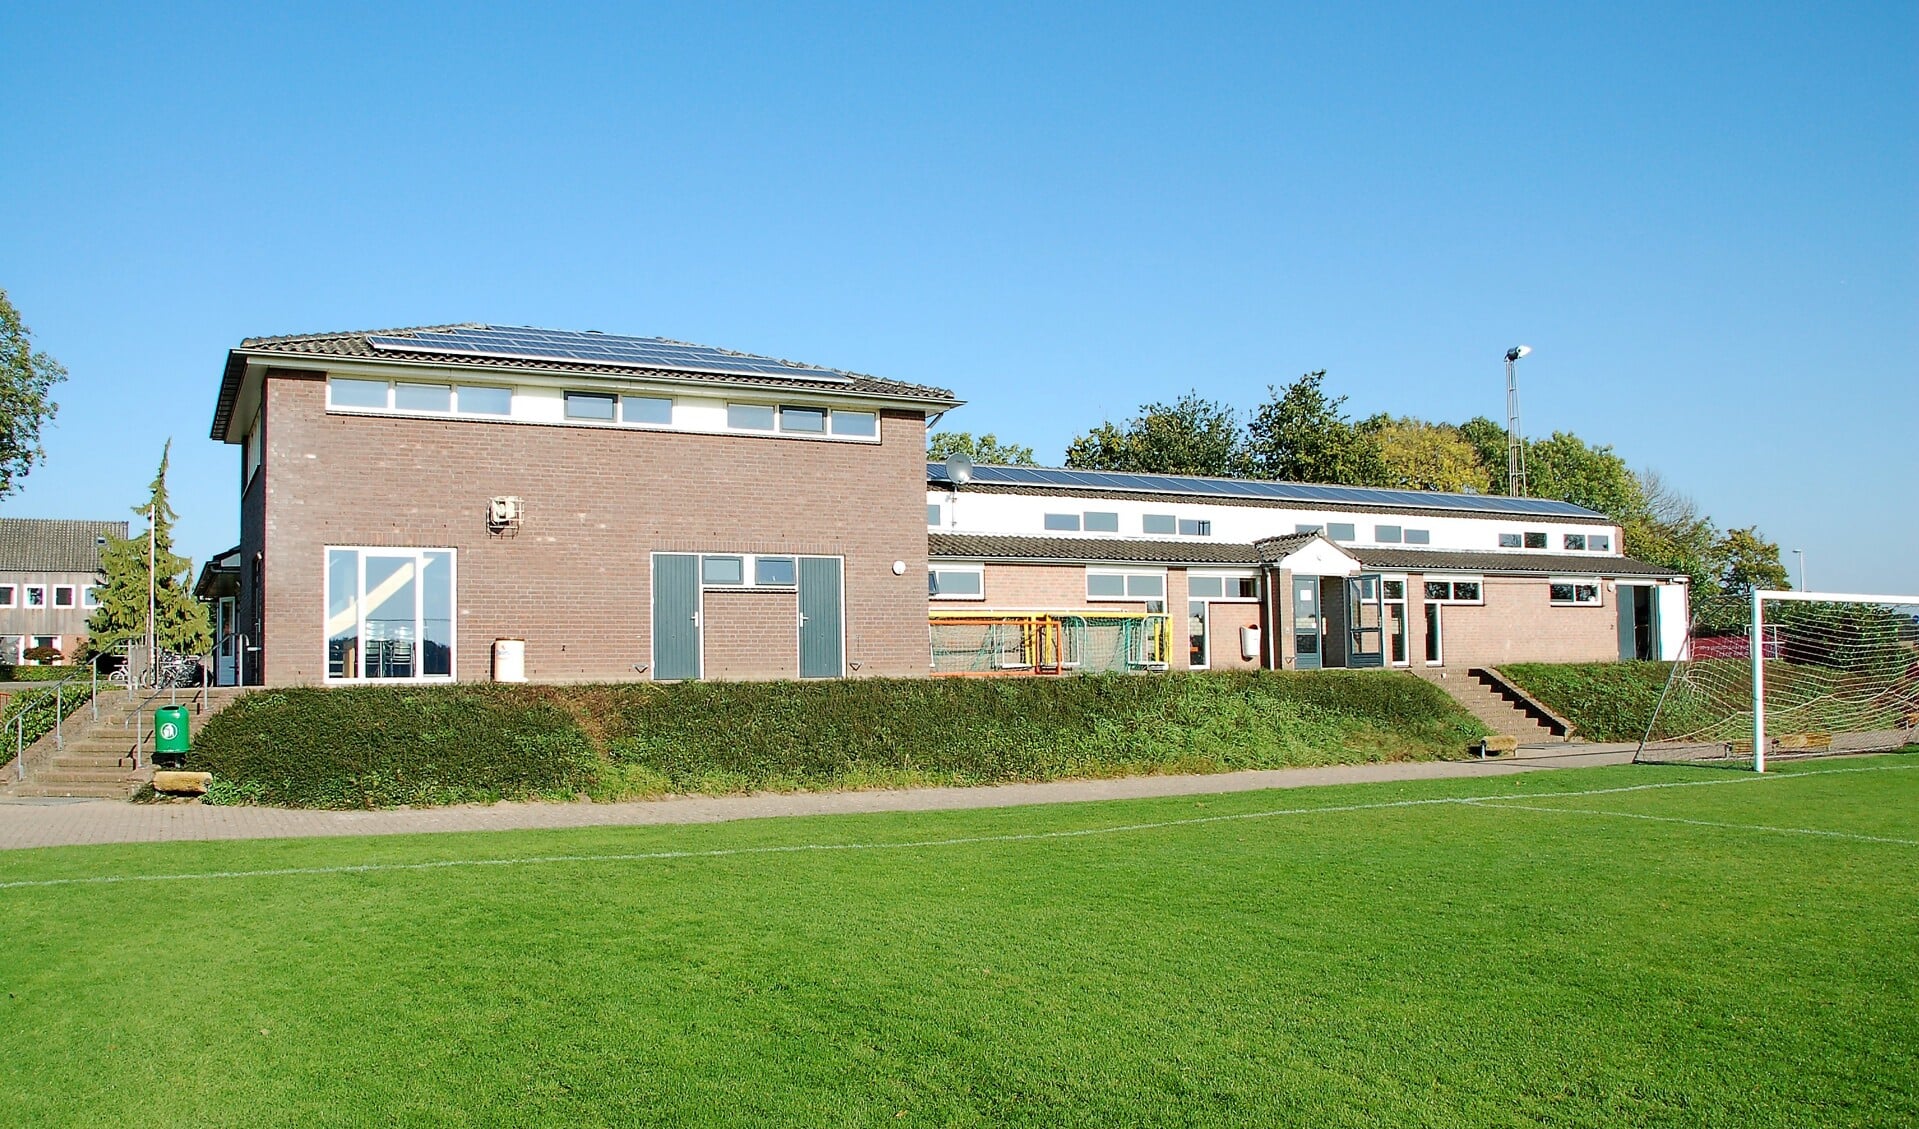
[237,350,959,413]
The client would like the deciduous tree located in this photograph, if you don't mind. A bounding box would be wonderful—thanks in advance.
[1065,393,1243,477]
[1241,372,1385,484]
[927,431,1038,466]
[0,289,67,502]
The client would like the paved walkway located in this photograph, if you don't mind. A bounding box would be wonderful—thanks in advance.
[0,744,1641,852]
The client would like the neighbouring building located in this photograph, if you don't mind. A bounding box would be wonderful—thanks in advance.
[209,322,1688,687]
[0,518,125,666]
[925,463,1689,674]
[209,324,961,685]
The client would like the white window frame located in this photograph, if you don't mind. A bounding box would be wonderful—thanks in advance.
[52,585,76,609]
[1563,533,1588,551]
[322,546,458,684]
[699,553,799,590]
[929,564,985,601]
[0,584,15,608]
[1421,576,1485,606]
[727,402,883,443]
[1086,568,1167,602]
[1589,533,1613,553]
[1379,574,1411,667]
[1187,570,1260,602]
[24,585,46,610]
[81,585,99,609]
[1548,578,1604,607]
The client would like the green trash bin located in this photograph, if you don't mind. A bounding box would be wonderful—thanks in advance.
[154,705,191,767]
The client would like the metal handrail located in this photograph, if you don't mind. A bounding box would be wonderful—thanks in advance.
[7,656,109,783]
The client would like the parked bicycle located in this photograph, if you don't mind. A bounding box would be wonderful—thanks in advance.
[106,651,205,690]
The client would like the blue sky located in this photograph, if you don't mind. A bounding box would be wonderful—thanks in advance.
[2,2,1913,593]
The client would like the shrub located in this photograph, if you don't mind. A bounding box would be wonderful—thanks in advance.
[187,686,600,808]
[187,672,1489,809]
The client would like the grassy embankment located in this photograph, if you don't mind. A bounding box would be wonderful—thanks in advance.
[185,671,1489,808]
[1504,659,1918,743]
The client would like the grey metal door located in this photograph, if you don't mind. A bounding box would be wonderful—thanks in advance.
[798,556,844,678]
[1292,575,1321,670]
[1618,586,1639,661]
[651,553,701,680]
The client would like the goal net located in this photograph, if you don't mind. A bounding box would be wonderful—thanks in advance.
[1635,590,1919,770]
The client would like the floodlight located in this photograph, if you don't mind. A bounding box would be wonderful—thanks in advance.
[1505,345,1532,362]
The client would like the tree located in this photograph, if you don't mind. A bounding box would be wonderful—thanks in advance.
[0,288,68,501]
[1524,431,1645,517]
[1065,393,1244,477]
[1363,416,1494,493]
[1241,371,1385,484]
[927,431,1038,466]
[87,442,212,657]
[1715,526,1791,598]
[1457,416,1512,495]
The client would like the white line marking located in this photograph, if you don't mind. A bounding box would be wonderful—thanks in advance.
[2,761,1914,892]
[1463,800,1919,847]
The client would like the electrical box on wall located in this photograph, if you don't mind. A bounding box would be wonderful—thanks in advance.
[487,496,523,535]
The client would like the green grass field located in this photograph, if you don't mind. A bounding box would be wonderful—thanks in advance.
[5,757,1917,1126]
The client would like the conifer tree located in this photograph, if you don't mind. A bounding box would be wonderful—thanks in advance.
[87,442,211,657]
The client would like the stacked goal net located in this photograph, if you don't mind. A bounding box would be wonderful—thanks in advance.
[1635,590,1919,770]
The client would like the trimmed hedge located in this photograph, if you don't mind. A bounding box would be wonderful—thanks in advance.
[187,687,599,808]
[189,671,1489,809]
[0,665,85,683]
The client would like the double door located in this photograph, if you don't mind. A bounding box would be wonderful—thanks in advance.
[651,554,844,680]
[1293,574,1387,670]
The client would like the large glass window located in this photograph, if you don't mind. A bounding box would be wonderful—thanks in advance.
[1523,531,1548,549]
[1178,518,1212,536]
[1563,533,1587,551]
[702,556,745,586]
[1087,570,1165,600]
[1327,523,1356,542]
[1375,525,1403,544]
[326,547,455,681]
[1044,513,1082,531]
[1084,512,1120,533]
[1143,514,1176,535]
[1549,580,1602,606]
[1589,534,1612,552]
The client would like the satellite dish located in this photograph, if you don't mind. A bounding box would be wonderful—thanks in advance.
[1505,345,1532,362]
[944,453,974,486]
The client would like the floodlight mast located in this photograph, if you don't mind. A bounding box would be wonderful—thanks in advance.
[1504,346,1531,497]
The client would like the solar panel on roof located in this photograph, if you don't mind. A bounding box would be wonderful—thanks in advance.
[366,325,856,384]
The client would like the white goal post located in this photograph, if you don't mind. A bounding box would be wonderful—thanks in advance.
[1636,589,1919,771]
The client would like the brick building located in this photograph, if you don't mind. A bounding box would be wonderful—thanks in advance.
[209,323,1686,687]
[0,518,125,666]
[925,464,1690,675]
[209,325,959,685]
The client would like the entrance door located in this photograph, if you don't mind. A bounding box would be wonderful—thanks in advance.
[797,556,844,678]
[1346,574,1386,668]
[1619,585,1660,661]
[1188,599,1210,669]
[216,597,237,685]
[1292,576,1322,670]
[651,553,702,680]
[1424,602,1443,665]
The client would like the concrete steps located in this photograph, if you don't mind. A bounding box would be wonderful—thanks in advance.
[6,687,251,801]
[1417,667,1569,744]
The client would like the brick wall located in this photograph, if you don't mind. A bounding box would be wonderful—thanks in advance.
[1410,573,1618,667]
[702,589,799,680]
[254,370,929,685]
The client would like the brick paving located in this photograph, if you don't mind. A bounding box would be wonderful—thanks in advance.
[0,744,1640,852]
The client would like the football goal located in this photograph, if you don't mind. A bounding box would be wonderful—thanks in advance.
[1635,590,1919,771]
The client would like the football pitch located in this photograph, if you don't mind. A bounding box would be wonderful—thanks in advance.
[3,757,1916,1127]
